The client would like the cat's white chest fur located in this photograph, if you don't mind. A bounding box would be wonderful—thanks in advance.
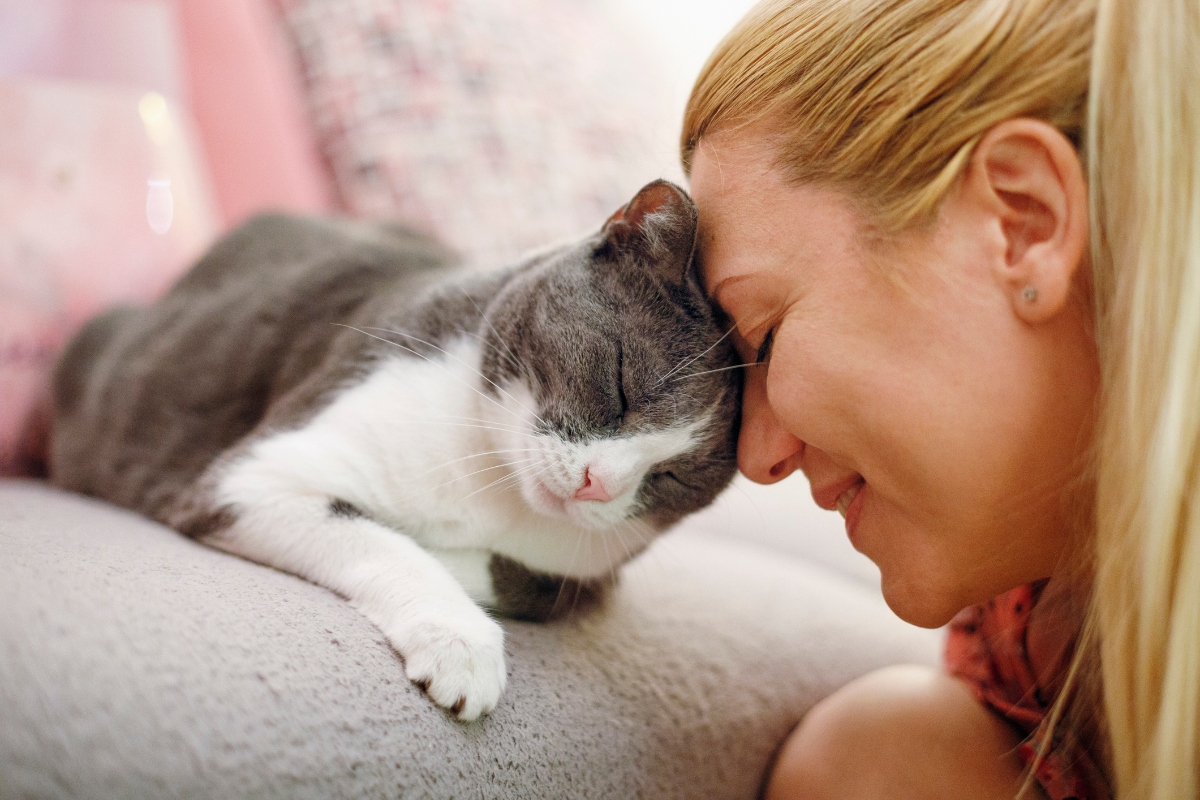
[273,339,530,548]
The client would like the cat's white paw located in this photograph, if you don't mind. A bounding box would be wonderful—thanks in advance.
[389,605,507,721]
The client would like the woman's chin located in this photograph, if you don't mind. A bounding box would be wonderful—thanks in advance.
[878,572,964,630]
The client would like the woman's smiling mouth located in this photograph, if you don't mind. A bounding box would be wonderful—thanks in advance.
[835,480,863,518]
[812,474,867,541]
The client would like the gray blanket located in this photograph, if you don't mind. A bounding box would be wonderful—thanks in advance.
[0,481,938,799]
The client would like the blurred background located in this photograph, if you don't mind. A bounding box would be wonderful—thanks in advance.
[0,0,878,589]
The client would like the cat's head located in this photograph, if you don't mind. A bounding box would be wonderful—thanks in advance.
[479,180,741,542]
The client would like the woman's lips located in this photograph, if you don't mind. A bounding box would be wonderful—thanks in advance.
[811,474,863,511]
[812,475,867,541]
[839,480,866,542]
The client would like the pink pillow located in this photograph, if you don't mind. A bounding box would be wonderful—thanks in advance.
[0,79,219,475]
[274,0,675,267]
[175,0,337,226]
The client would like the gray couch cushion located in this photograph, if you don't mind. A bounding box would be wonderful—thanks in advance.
[0,480,938,799]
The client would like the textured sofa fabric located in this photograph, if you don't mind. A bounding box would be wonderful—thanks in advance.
[0,481,939,799]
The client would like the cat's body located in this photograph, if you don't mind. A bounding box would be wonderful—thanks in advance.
[50,181,740,720]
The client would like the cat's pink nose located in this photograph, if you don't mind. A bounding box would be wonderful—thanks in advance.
[573,468,613,502]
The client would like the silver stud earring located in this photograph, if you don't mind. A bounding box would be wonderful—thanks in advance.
[1022,286,1039,303]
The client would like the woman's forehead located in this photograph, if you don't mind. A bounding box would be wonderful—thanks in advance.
[690,134,779,209]
[690,138,866,295]
[690,138,781,292]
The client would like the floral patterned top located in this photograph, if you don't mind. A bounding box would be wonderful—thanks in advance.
[945,583,1110,800]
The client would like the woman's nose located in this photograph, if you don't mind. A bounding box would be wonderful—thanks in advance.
[737,366,804,484]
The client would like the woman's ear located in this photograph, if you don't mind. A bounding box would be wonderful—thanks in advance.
[964,119,1089,324]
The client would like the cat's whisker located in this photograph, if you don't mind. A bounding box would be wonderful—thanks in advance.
[408,462,535,506]
[731,480,770,533]
[489,464,553,504]
[572,534,595,617]
[413,448,542,479]
[461,330,521,375]
[622,518,655,553]
[619,517,679,574]
[383,418,542,442]
[457,289,526,375]
[493,463,552,499]
[358,326,547,428]
[400,458,540,501]
[614,515,672,573]
[334,324,541,431]
[457,461,546,503]
[672,362,765,381]
[483,463,550,497]
[556,537,585,618]
[656,325,735,386]
[607,521,636,566]
[386,413,532,434]
[552,529,588,619]
[595,525,617,590]
[404,411,535,432]
[418,417,542,440]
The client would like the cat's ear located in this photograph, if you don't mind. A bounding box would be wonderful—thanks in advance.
[600,180,698,285]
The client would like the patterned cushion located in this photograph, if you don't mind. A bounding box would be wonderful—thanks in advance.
[275,0,676,268]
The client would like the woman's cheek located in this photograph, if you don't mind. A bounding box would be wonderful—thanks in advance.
[764,349,840,452]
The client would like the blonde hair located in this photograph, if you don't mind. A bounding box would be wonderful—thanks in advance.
[1090,0,1200,796]
[682,0,1200,796]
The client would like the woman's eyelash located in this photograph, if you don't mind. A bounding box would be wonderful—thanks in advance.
[756,329,774,364]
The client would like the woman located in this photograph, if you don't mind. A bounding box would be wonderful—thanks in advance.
[681,0,1198,798]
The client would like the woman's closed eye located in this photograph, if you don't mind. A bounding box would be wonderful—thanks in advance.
[756,329,774,366]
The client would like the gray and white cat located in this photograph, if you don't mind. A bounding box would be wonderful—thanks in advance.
[49,180,740,721]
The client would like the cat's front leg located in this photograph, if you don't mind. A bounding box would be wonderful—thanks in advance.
[203,483,507,721]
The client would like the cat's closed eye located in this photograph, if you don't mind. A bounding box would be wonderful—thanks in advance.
[615,344,629,418]
[650,469,697,491]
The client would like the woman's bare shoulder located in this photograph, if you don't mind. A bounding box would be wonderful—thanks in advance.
[765,664,1045,800]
